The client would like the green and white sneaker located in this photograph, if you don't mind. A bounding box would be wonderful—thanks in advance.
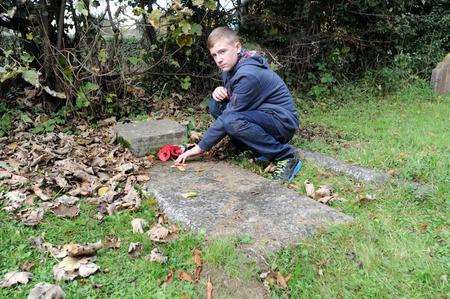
[273,154,303,182]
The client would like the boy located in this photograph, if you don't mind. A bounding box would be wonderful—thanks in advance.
[175,26,302,182]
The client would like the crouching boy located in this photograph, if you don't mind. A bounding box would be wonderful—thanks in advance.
[175,26,302,182]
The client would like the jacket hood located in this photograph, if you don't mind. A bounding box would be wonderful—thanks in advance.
[232,49,269,73]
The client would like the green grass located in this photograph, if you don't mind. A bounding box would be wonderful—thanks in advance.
[265,78,449,297]
[1,78,449,298]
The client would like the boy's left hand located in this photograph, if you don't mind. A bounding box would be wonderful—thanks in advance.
[174,144,204,165]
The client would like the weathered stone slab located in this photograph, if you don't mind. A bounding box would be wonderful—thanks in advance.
[431,53,450,94]
[146,161,352,255]
[297,148,390,184]
[115,119,185,156]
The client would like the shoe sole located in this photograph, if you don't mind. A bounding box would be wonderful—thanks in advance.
[288,160,303,182]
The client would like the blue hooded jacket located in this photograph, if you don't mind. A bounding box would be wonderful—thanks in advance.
[198,50,299,151]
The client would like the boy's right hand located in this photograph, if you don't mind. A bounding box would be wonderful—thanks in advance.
[212,86,228,102]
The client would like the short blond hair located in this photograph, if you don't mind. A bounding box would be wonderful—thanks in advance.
[207,26,239,49]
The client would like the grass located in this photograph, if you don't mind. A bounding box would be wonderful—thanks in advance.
[1,78,449,298]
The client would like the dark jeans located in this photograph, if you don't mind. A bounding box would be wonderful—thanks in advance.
[208,99,296,161]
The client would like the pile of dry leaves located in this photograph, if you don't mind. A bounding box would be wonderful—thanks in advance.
[0,118,152,226]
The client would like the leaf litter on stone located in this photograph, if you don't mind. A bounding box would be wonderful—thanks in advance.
[181,191,197,199]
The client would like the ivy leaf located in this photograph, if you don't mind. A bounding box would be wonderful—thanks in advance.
[179,20,191,35]
[204,0,216,10]
[191,23,202,36]
[26,32,34,40]
[75,1,88,17]
[22,69,41,88]
[148,9,162,28]
[192,0,204,7]
[98,48,107,64]
[176,35,193,47]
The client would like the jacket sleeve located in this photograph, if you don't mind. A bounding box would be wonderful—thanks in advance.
[198,74,260,151]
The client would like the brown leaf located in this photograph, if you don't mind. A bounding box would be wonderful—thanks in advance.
[157,213,167,225]
[276,272,291,288]
[131,218,148,233]
[19,207,44,226]
[178,271,194,283]
[78,263,99,277]
[66,241,103,257]
[317,195,335,204]
[304,180,315,198]
[0,169,12,180]
[27,283,65,299]
[313,185,333,200]
[0,271,32,288]
[194,266,202,282]
[51,204,80,218]
[357,194,376,204]
[20,261,35,272]
[162,271,174,285]
[32,185,51,201]
[128,242,143,258]
[206,277,213,299]
[3,190,26,212]
[136,174,150,182]
[56,195,79,205]
[103,236,121,249]
[148,224,170,242]
[53,256,97,281]
[146,248,167,263]
[193,249,202,267]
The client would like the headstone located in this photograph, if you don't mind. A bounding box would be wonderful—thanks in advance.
[431,53,450,94]
[115,119,185,156]
[146,161,352,256]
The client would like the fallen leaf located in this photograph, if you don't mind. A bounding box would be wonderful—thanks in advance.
[146,248,167,263]
[78,263,99,277]
[32,185,51,201]
[128,242,143,258]
[206,277,213,299]
[3,190,27,212]
[162,271,174,285]
[194,266,202,282]
[53,256,97,281]
[51,204,80,218]
[136,175,150,182]
[171,164,186,171]
[193,249,202,267]
[20,261,35,272]
[103,236,121,249]
[178,271,194,283]
[181,191,197,199]
[56,195,79,205]
[131,218,148,233]
[19,207,44,226]
[317,195,335,204]
[304,180,315,197]
[157,213,167,225]
[148,224,170,242]
[0,271,32,288]
[117,163,134,173]
[66,241,103,257]
[313,185,333,200]
[27,283,65,299]
[97,186,109,197]
[54,176,69,190]
[276,272,291,288]
[0,169,12,180]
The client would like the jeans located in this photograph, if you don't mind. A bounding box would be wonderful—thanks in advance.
[208,99,296,161]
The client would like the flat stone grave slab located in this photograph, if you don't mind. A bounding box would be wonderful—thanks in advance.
[297,148,390,184]
[146,161,352,256]
[115,119,185,157]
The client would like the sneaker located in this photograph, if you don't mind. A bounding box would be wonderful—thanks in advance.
[250,155,270,166]
[273,154,302,182]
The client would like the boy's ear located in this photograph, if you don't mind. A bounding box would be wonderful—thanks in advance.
[235,41,242,53]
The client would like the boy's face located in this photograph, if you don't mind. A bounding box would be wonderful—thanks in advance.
[209,38,241,72]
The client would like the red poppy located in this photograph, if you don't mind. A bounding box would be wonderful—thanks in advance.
[157,144,183,161]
